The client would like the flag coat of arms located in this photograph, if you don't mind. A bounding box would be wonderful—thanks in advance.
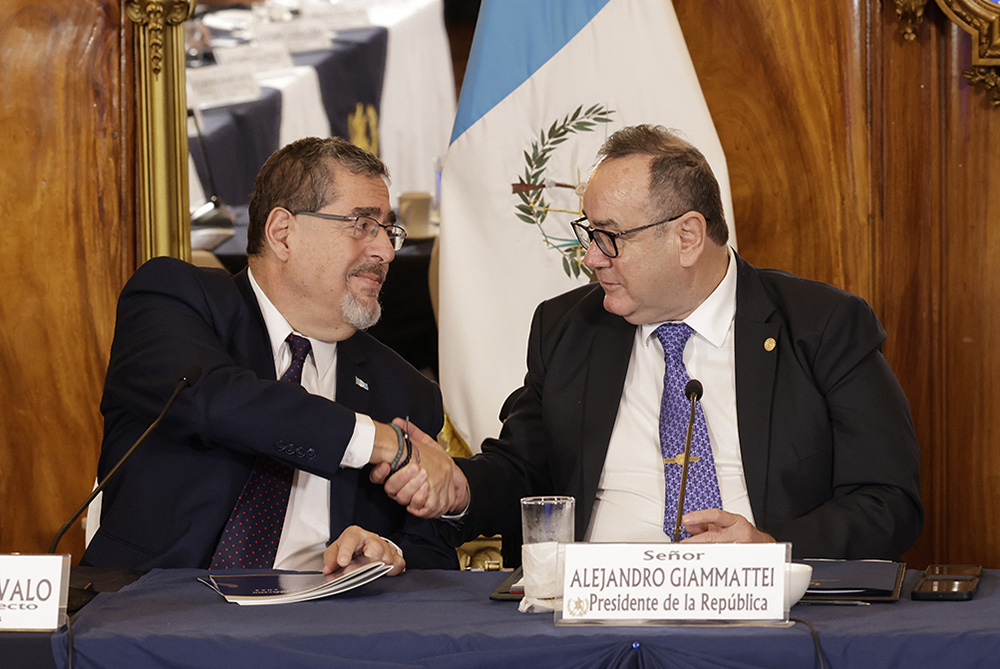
[439,0,735,449]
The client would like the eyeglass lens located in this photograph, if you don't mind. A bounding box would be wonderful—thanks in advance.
[355,216,405,250]
[572,221,616,257]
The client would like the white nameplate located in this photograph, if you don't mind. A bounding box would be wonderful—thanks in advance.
[560,543,788,624]
[187,65,261,110]
[300,4,372,30]
[0,554,70,631]
[254,21,332,54]
[212,43,295,74]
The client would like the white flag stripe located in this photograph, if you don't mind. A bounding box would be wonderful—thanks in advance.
[440,0,734,449]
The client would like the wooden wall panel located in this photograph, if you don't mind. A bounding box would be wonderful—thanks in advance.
[940,20,1000,564]
[674,0,876,300]
[876,4,944,569]
[0,0,133,558]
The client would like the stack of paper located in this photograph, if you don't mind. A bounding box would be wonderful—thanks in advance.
[201,557,391,606]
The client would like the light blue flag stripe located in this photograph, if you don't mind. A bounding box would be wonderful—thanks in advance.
[449,0,613,144]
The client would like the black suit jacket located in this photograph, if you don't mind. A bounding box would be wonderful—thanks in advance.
[454,253,923,561]
[82,257,456,570]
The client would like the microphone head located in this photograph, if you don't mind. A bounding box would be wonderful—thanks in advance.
[684,379,703,401]
[191,197,236,229]
[180,363,203,387]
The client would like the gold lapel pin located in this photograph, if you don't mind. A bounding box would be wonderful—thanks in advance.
[764,337,776,352]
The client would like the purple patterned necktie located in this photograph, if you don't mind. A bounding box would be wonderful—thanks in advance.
[655,323,722,540]
[211,333,311,569]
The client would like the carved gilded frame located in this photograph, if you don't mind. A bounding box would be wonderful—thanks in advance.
[127,0,194,262]
[936,0,1000,105]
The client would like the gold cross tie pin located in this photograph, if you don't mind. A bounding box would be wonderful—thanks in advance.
[663,453,700,466]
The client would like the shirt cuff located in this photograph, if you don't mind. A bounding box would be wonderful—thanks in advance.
[383,536,403,558]
[340,412,374,469]
[439,482,472,520]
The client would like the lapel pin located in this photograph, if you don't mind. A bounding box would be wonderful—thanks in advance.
[764,337,776,352]
[355,376,369,390]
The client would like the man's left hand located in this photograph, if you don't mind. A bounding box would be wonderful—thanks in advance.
[680,509,776,544]
[322,525,406,576]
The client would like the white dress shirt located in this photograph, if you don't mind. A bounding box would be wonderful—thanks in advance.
[585,250,756,542]
[248,269,376,571]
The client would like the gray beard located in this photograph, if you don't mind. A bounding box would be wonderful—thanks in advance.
[341,290,381,330]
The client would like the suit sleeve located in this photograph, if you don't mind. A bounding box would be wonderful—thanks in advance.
[100,257,358,479]
[762,295,923,559]
[451,299,562,546]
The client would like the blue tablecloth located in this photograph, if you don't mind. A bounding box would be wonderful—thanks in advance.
[47,568,1000,668]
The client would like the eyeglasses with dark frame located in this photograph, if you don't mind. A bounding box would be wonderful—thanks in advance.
[292,210,407,251]
[571,212,689,258]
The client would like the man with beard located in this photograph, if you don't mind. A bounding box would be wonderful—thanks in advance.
[82,137,460,574]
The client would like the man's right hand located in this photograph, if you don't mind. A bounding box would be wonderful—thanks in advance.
[369,418,468,517]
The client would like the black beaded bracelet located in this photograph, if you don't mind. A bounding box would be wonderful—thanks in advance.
[388,424,413,476]
[389,424,406,471]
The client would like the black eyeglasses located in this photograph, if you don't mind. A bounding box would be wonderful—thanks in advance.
[571,212,687,258]
[292,211,407,251]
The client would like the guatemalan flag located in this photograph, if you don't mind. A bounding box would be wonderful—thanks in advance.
[438,0,736,450]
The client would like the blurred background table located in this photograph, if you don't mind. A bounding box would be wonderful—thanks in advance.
[189,0,454,211]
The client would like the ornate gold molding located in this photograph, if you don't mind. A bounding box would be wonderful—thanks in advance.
[127,0,195,262]
[935,0,1000,106]
[127,1,192,74]
[896,0,931,42]
[964,65,1000,104]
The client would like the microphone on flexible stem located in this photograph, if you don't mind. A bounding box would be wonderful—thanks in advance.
[188,107,236,229]
[48,363,203,554]
[672,379,704,544]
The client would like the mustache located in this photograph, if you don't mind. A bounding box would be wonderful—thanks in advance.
[347,262,387,284]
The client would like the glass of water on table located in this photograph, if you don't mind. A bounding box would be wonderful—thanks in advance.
[520,496,575,608]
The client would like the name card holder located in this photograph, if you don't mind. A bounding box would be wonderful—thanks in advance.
[187,65,261,110]
[212,43,296,76]
[0,554,70,631]
[557,543,790,626]
[254,21,333,54]
[300,4,373,31]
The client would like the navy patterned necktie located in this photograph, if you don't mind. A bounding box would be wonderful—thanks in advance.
[211,334,312,569]
[655,323,722,540]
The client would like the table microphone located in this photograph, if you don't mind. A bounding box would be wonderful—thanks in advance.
[188,107,236,229]
[48,363,203,554]
[672,379,704,543]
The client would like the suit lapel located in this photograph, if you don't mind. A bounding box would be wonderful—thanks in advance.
[327,335,370,535]
[335,335,371,417]
[578,309,635,531]
[732,255,779,525]
[234,269,277,380]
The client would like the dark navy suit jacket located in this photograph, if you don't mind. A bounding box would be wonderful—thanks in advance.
[453,253,923,561]
[82,257,456,570]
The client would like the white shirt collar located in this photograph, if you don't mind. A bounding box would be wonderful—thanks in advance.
[639,247,737,349]
[247,267,338,379]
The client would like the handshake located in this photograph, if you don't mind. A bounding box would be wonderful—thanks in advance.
[368,418,469,518]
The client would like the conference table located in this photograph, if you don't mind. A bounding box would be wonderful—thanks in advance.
[18,567,1000,667]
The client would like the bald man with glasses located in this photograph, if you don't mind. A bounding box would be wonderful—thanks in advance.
[390,124,923,565]
[84,137,460,574]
